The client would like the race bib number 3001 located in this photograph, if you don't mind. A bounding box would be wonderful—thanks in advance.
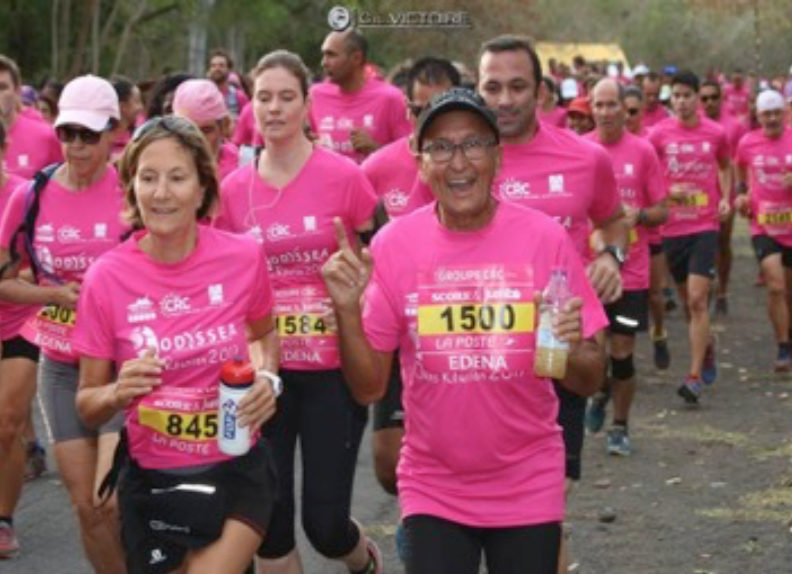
[416,265,535,375]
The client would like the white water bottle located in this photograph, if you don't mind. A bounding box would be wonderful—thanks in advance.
[218,359,254,456]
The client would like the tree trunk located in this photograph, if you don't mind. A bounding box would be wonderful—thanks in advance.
[91,0,100,74]
[68,0,92,78]
[51,0,60,78]
[111,0,148,76]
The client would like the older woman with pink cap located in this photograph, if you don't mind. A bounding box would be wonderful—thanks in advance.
[0,74,127,571]
[173,78,240,181]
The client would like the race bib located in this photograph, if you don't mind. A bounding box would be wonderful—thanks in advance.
[416,265,536,375]
[28,304,77,356]
[274,285,339,370]
[757,201,792,237]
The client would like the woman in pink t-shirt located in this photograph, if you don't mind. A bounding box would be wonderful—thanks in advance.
[74,116,280,574]
[0,75,127,569]
[215,50,382,574]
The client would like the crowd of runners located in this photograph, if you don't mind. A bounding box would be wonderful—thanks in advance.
[0,22,791,574]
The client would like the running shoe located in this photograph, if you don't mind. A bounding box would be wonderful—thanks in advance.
[701,341,717,386]
[652,332,671,370]
[0,520,19,559]
[24,442,47,482]
[585,392,609,434]
[606,426,632,456]
[677,376,702,405]
[775,347,792,373]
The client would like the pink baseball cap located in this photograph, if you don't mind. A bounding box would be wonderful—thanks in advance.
[55,75,120,131]
[173,79,228,124]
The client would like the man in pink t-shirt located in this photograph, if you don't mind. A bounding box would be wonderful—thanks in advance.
[734,90,792,371]
[206,48,249,120]
[537,76,567,128]
[700,79,748,315]
[584,78,668,456]
[0,55,62,179]
[311,29,411,163]
[323,87,608,572]
[649,70,732,404]
[641,73,670,129]
[723,70,750,123]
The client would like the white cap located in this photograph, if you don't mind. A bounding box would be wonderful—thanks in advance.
[632,64,650,76]
[55,75,120,131]
[560,78,578,99]
[756,90,785,113]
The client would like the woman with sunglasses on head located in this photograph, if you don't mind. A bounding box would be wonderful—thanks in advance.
[0,75,128,571]
[215,50,382,574]
[74,115,280,574]
[172,79,240,181]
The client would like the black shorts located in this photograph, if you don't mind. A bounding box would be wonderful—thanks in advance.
[555,385,585,481]
[605,290,649,336]
[752,235,792,268]
[649,242,664,257]
[1,336,40,362]
[373,355,404,431]
[663,231,719,284]
[119,439,277,574]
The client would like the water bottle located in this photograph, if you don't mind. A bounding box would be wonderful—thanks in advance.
[218,359,254,456]
[534,269,571,380]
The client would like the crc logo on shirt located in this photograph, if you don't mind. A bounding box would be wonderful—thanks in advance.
[127,297,157,323]
[338,117,354,130]
[499,178,530,199]
[681,144,695,154]
[159,293,192,317]
[130,326,159,356]
[37,224,55,243]
[548,174,565,194]
[385,190,409,211]
[266,223,292,242]
[58,226,82,243]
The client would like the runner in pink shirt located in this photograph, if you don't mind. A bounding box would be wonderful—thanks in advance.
[73,116,279,574]
[109,76,143,163]
[312,29,411,163]
[584,78,668,456]
[734,90,792,371]
[723,70,751,122]
[0,75,126,571]
[172,79,240,181]
[700,79,749,316]
[215,50,383,574]
[231,101,265,147]
[537,76,567,128]
[207,49,249,120]
[323,88,608,573]
[640,72,670,129]
[648,71,732,404]
[0,56,62,179]
[0,121,41,559]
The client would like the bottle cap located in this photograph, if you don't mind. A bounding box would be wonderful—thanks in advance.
[221,359,255,386]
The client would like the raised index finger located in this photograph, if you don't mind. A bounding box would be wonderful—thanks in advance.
[333,217,352,252]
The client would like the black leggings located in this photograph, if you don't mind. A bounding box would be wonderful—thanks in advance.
[257,369,368,559]
[404,515,561,574]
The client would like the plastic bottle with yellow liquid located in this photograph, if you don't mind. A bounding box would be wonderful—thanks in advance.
[534,269,571,379]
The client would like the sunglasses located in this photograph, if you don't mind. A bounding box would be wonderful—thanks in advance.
[55,122,113,145]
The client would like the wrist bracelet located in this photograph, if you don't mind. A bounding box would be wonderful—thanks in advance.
[256,369,283,397]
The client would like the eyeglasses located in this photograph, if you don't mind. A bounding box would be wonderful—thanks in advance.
[700,95,720,103]
[55,122,112,145]
[132,115,197,142]
[626,108,641,116]
[422,137,497,163]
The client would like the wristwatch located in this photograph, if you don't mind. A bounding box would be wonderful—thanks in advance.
[601,245,626,268]
[257,369,283,397]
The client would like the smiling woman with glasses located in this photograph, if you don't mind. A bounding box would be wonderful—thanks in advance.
[0,74,128,571]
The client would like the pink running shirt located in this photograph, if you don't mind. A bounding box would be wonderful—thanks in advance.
[216,146,377,370]
[0,167,128,361]
[360,136,416,218]
[4,113,63,179]
[586,131,667,290]
[642,104,669,129]
[736,128,792,246]
[310,79,412,163]
[217,142,240,181]
[648,116,729,238]
[232,102,264,148]
[539,107,567,128]
[363,201,608,527]
[73,226,273,470]
[723,83,750,120]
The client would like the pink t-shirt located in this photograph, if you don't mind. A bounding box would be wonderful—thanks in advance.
[648,116,729,238]
[360,136,416,218]
[539,107,568,128]
[736,128,792,246]
[0,167,128,362]
[0,174,38,340]
[362,201,608,527]
[73,226,273,470]
[4,113,63,179]
[231,102,264,147]
[217,142,240,181]
[310,79,412,163]
[215,146,377,370]
[586,131,667,290]
[723,83,750,120]
[642,104,669,129]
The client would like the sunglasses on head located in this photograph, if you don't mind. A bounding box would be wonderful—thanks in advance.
[55,121,113,145]
[132,115,197,142]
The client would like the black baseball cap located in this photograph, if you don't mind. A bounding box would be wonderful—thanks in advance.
[416,87,500,150]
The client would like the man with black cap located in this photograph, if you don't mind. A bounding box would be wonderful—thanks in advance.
[323,87,608,574]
